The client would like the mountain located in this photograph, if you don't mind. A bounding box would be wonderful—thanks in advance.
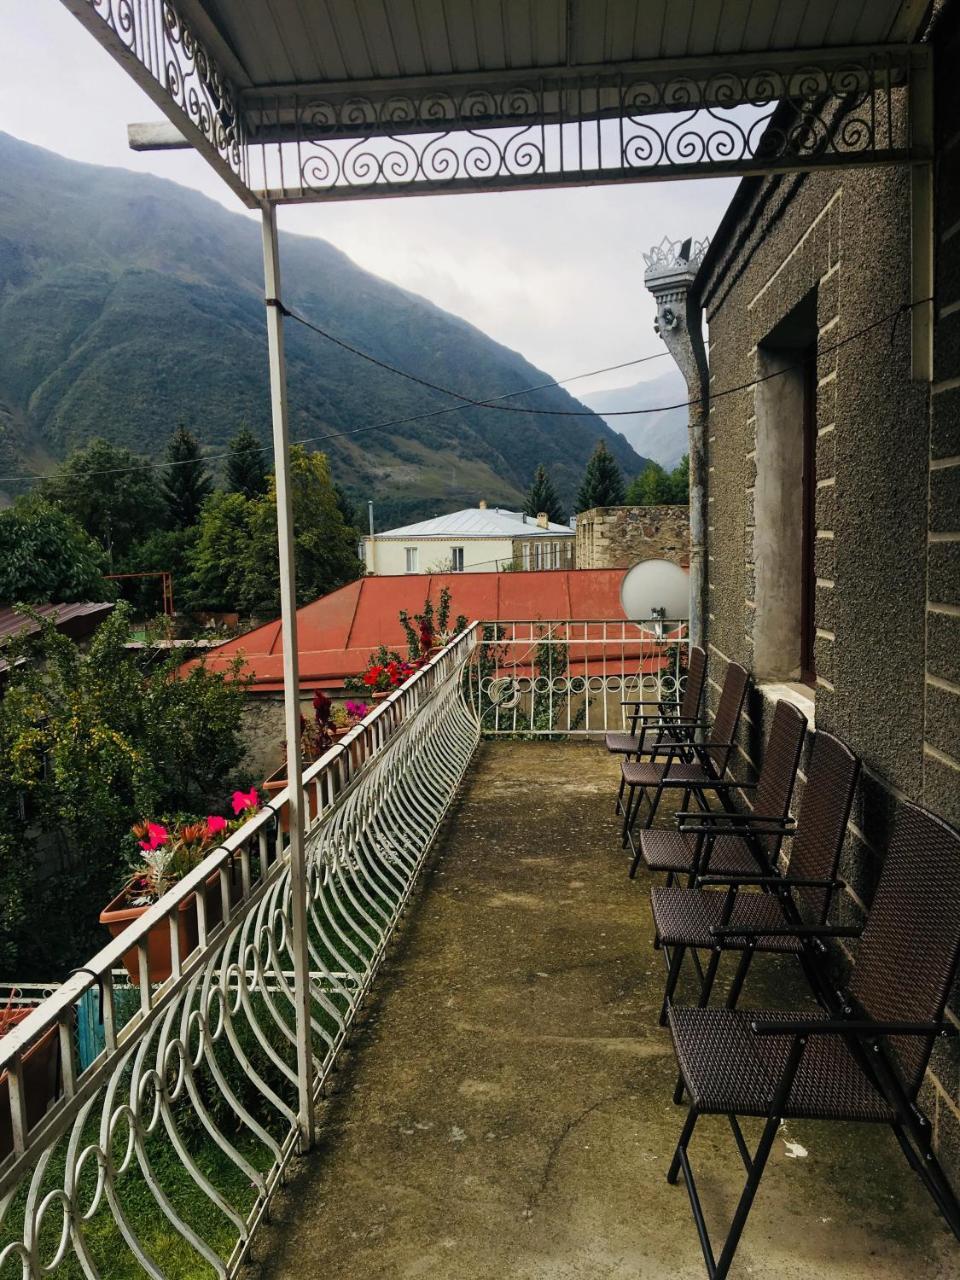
[0,132,649,522]
[581,368,689,469]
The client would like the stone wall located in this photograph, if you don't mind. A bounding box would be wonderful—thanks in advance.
[575,505,689,570]
[693,52,960,1186]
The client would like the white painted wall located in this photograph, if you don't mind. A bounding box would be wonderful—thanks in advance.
[363,536,515,575]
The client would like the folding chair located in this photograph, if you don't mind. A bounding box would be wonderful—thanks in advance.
[650,728,859,1024]
[666,800,960,1280]
[635,697,806,887]
[619,661,750,869]
[607,645,707,816]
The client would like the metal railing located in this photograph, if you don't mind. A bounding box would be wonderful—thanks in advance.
[0,627,479,1278]
[466,619,689,735]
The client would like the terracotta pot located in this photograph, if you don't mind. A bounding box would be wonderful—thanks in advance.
[0,1008,60,1159]
[263,763,320,833]
[371,690,389,701]
[100,883,198,986]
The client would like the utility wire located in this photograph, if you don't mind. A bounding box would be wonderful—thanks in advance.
[0,347,669,485]
[0,296,928,485]
[280,295,928,417]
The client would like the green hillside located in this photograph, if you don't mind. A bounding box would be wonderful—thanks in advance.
[0,133,647,521]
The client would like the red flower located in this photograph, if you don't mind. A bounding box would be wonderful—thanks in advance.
[205,815,227,837]
[232,788,258,816]
[137,821,168,852]
[363,665,383,687]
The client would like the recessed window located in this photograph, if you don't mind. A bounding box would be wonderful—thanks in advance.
[535,542,543,569]
[405,547,418,573]
[522,542,531,570]
[450,546,464,572]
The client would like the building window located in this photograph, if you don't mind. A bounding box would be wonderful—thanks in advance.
[522,542,531,570]
[450,546,464,572]
[535,542,543,570]
[405,547,418,573]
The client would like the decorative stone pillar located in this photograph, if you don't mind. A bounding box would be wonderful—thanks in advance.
[643,237,711,648]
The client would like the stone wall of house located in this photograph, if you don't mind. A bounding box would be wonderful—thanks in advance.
[575,505,689,569]
[693,62,960,1185]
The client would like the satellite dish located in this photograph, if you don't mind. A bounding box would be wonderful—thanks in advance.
[620,559,690,622]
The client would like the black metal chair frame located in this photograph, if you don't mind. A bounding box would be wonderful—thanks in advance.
[611,645,707,817]
[619,664,750,861]
[665,801,960,1279]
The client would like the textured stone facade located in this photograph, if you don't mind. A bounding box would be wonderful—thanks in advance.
[575,505,689,570]
[691,19,960,1188]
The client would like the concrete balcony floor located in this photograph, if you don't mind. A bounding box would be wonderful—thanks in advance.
[254,741,954,1280]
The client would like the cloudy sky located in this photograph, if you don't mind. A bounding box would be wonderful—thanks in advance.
[3,2,737,396]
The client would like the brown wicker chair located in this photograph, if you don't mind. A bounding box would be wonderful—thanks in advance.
[619,660,750,871]
[650,727,859,1025]
[634,696,807,885]
[666,800,960,1280]
[607,645,707,816]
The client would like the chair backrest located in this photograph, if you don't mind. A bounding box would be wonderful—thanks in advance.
[848,801,960,1100]
[679,645,707,721]
[750,700,807,858]
[704,661,750,776]
[787,731,860,922]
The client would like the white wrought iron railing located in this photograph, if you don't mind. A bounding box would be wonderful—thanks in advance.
[466,619,689,735]
[0,626,479,1278]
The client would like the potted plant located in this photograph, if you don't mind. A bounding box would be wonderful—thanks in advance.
[0,996,60,1160]
[100,793,257,985]
[346,646,417,700]
[399,587,469,663]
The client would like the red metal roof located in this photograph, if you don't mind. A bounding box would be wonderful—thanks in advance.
[194,570,642,692]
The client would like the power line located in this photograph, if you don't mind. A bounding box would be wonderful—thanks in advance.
[0,347,669,486]
[0,295,927,486]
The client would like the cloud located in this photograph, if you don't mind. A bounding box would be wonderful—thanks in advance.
[6,6,737,392]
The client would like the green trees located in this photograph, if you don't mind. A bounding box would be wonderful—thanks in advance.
[163,425,212,528]
[576,440,626,512]
[0,498,114,603]
[226,426,269,499]
[37,437,164,567]
[625,454,690,506]
[189,446,361,618]
[0,604,250,976]
[524,465,566,524]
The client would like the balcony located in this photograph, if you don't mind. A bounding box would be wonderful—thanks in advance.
[0,626,949,1278]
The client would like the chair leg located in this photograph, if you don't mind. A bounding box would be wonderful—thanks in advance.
[667,1107,699,1184]
[712,1111,781,1280]
[659,943,687,1026]
[621,783,641,847]
[643,782,665,828]
[614,771,626,815]
[892,1122,960,1240]
[697,949,723,1008]
[724,948,754,1010]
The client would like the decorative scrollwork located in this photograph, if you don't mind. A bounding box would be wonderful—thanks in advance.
[0,633,479,1276]
[81,0,246,187]
[258,52,906,198]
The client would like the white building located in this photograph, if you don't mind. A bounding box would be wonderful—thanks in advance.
[363,502,575,575]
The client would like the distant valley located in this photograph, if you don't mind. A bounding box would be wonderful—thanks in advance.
[0,132,650,523]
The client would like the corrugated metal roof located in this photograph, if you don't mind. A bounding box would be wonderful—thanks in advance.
[0,603,115,673]
[372,507,573,539]
[190,569,660,690]
[187,2,930,93]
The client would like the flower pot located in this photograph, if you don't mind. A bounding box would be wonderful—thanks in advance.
[0,1008,60,1159]
[263,763,320,833]
[371,691,389,701]
[100,883,199,985]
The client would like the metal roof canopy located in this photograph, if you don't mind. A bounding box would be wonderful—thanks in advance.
[61,1,933,208]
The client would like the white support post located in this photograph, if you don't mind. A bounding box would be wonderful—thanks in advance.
[260,201,315,1151]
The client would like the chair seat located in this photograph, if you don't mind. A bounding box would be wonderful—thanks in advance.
[651,886,804,952]
[639,829,762,877]
[621,759,708,787]
[668,1006,894,1122]
[605,728,688,755]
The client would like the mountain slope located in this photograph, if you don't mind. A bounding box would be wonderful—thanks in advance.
[581,368,689,469]
[0,133,649,520]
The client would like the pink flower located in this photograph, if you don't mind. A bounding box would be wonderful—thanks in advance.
[137,821,168,852]
[232,788,258,816]
[206,815,227,836]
